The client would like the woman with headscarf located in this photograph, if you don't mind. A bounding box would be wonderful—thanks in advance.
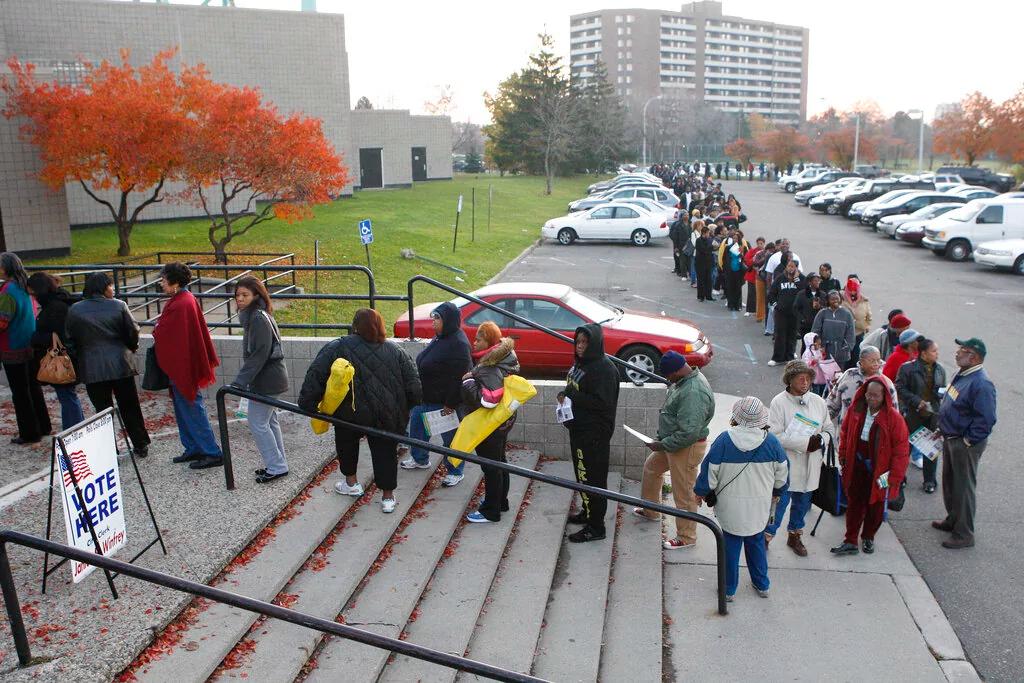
[0,252,51,443]
[841,276,872,369]
[27,272,83,431]
[299,308,422,513]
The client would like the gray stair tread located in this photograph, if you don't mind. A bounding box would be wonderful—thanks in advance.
[137,454,375,683]
[300,459,484,683]
[380,451,541,683]
[214,456,442,682]
[532,473,622,683]
[598,479,664,683]
[458,460,575,681]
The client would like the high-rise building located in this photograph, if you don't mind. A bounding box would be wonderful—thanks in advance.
[569,1,808,124]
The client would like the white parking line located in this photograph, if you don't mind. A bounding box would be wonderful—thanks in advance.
[599,258,629,269]
[548,257,576,266]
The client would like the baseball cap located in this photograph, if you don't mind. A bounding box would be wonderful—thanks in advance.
[954,337,987,359]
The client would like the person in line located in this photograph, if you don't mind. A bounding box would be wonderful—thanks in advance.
[827,345,898,428]
[830,378,909,556]
[801,332,842,396]
[299,309,421,513]
[65,272,150,456]
[463,322,519,523]
[862,310,910,360]
[561,323,620,542]
[694,226,715,302]
[27,272,84,431]
[882,329,922,382]
[721,230,748,312]
[153,262,223,469]
[695,396,788,601]
[896,339,946,493]
[634,352,716,550]
[765,238,799,276]
[764,360,836,556]
[401,302,472,487]
[0,252,50,444]
[817,263,842,295]
[742,236,765,317]
[669,212,688,277]
[811,290,857,370]
[230,276,289,484]
[794,273,825,350]
[841,276,871,369]
[753,240,776,323]
[767,259,806,366]
[933,338,996,549]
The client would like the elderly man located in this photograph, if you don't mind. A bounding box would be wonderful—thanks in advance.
[827,345,898,428]
[634,351,716,550]
[863,310,911,360]
[765,360,837,556]
[933,338,997,549]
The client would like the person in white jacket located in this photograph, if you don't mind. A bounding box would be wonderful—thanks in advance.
[764,360,837,556]
[695,397,789,601]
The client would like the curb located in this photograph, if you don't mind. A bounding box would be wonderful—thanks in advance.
[892,574,980,681]
[487,238,542,285]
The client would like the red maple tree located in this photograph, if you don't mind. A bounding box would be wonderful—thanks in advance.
[817,128,878,170]
[993,86,1024,165]
[932,92,996,166]
[755,127,809,170]
[724,138,760,169]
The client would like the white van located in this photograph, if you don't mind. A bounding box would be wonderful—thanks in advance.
[922,198,1024,261]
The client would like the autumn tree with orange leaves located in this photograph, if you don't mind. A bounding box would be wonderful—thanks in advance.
[993,86,1024,166]
[724,138,760,169]
[932,92,996,166]
[755,127,809,170]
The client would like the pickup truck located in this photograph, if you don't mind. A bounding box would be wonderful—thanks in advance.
[936,166,1015,193]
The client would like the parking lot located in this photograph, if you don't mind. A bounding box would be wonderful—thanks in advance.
[501,178,1023,681]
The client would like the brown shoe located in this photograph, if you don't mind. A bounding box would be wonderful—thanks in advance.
[787,531,808,557]
[931,520,954,532]
[942,536,975,549]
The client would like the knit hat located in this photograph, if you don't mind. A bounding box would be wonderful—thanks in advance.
[782,360,815,386]
[846,277,860,295]
[731,396,769,429]
[890,313,912,329]
[659,351,688,376]
[898,328,921,345]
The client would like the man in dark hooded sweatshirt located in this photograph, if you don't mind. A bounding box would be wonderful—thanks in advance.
[401,302,473,487]
[560,323,620,543]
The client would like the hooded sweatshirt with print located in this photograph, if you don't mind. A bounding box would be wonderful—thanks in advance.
[564,323,620,440]
[417,301,472,408]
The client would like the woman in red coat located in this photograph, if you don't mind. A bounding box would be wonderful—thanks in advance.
[742,237,764,316]
[830,376,909,555]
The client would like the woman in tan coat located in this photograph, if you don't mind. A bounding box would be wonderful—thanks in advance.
[841,276,871,369]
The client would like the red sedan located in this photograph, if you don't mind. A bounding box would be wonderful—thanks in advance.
[394,282,713,384]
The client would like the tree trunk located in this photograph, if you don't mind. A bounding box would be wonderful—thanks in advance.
[544,147,553,195]
[117,222,132,257]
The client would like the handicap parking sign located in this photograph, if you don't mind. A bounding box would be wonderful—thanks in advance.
[359,219,373,245]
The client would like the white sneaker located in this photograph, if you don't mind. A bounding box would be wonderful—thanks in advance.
[743,312,751,317]
[442,473,464,487]
[381,498,397,513]
[767,360,778,367]
[400,457,431,470]
[334,480,364,496]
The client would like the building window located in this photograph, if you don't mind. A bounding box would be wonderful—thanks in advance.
[616,15,622,23]
[626,63,632,71]
[618,39,624,47]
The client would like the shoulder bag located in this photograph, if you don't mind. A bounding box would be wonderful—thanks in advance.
[812,433,846,516]
[142,345,171,391]
[37,333,76,385]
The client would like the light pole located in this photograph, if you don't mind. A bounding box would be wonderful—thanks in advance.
[641,94,662,167]
[907,109,925,172]
[852,113,861,171]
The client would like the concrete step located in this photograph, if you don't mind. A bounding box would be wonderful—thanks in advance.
[379,450,541,683]
[136,452,376,682]
[531,473,621,683]
[301,459,487,683]
[598,479,664,683]
[458,460,575,681]
[209,455,441,681]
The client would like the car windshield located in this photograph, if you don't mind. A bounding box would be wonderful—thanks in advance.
[564,290,622,323]
[945,203,982,222]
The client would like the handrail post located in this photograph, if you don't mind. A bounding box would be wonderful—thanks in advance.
[714,527,728,615]
[406,278,416,341]
[216,388,235,490]
[0,541,32,666]
[367,267,376,310]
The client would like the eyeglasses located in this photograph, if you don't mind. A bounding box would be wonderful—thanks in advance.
[430,313,442,320]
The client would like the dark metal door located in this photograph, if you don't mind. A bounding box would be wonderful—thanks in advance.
[411,147,427,182]
[359,148,383,189]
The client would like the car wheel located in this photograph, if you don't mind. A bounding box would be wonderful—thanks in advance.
[1014,255,1024,276]
[947,239,971,262]
[785,182,796,193]
[557,228,577,245]
[825,203,839,216]
[617,345,662,386]
[630,229,650,247]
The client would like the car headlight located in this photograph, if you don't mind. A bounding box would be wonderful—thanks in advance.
[987,249,1013,256]
[937,231,946,238]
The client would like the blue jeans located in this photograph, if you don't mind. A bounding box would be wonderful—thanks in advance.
[724,531,769,595]
[765,489,814,535]
[407,403,463,475]
[170,382,223,457]
[52,384,85,431]
[247,399,288,475]
[688,256,697,284]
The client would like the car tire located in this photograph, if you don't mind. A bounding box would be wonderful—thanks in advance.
[947,239,971,262]
[557,228,577,245]
[1014,255,1024,276]
[630,229,650,247]
[617,344,662,386]
[825,203,839,216]
[785,182,796,193]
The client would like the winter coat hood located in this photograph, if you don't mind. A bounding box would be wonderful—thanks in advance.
[803,332,818,350]
[574,323,606,364]
[475,337,518,371]
[726,425,769,452]
[36,287,74,309]
[432,301,462,338]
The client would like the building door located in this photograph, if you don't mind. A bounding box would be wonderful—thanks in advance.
[411,147,427,182]
[359,148,383,189]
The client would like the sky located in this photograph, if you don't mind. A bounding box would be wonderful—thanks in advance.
[105,0,1023,123]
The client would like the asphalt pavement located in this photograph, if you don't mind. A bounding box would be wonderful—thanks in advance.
[499,178,1022,682]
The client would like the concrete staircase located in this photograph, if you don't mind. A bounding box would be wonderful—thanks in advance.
[130,450,666,682]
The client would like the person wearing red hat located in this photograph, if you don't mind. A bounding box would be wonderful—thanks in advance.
[841,276,872,369]
[862,310,911,360]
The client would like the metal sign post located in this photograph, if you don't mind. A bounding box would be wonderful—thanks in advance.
[452,195,463,253]
[358,219,374,272]
[487,184,492,231]
[471,187,476,242]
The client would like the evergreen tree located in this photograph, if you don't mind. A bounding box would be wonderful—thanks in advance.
[572,60,626,172]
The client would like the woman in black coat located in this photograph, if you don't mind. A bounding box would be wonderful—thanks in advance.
[895,339,947,494]
[26,273,84,430]
[694,226,715,302]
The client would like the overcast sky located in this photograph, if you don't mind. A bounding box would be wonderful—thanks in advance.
[109,0,1022,123]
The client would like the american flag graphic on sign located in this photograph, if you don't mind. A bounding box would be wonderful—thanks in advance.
[60,449,93,488]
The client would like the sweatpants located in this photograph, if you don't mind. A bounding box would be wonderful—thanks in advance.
[640,441,706,544]
[569,431,611,532]
[4,361,51,441]
[476,428,510,521]
[844,458,886,543]
[771,309,798,362]
[725,269,744,311]
[746,280,757,313]
[725,531,769,595]
[941,436,985,541]
[334,427,398,492]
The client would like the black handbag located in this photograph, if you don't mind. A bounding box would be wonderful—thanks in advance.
[887,480,907,512]
[141,345,170,391]
[812,434,846,516]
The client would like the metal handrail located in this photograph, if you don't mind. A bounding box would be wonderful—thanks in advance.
[406,275,669,384]
[0,530,540,682]
[215,386,728,615]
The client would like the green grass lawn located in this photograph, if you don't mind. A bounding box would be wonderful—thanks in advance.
[28,174,596,333]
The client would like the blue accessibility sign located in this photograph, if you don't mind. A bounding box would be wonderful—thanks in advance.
[358,219,373,245]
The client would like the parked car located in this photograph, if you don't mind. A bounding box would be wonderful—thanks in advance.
[587,173,662,195]
[393,282,714,382]
[779,167,836,193]
[854,164,886,178]
[793,170,860,192]
[852,190,923,223]
[569,184,675,212]
[935,166,1015,193]
[611,197,678,223]
[834,178,935,217]
[862,192,967,229]
[542,203,669,246]
[879,202,966,238]
[895,222,929,245]
[922,198,1024,261]
[973,239,1024,275]
[948,186,998,202]
[795,177,864,205]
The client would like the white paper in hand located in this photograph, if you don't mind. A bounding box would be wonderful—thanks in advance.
[623,424,655,445]
[555,397,574,423]
[422,408,460,437]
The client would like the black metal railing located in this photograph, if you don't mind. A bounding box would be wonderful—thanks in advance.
[0,530,541,682]
[214,386,728,615]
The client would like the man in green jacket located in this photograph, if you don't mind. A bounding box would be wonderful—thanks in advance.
[634,351,716,550]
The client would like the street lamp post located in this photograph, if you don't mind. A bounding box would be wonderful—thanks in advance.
[908,109,925,172]
[852,113,861,171]
[641,94,662,167]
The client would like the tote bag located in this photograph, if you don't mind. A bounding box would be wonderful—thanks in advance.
[37,333,76,385]
[812,434,846,515]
